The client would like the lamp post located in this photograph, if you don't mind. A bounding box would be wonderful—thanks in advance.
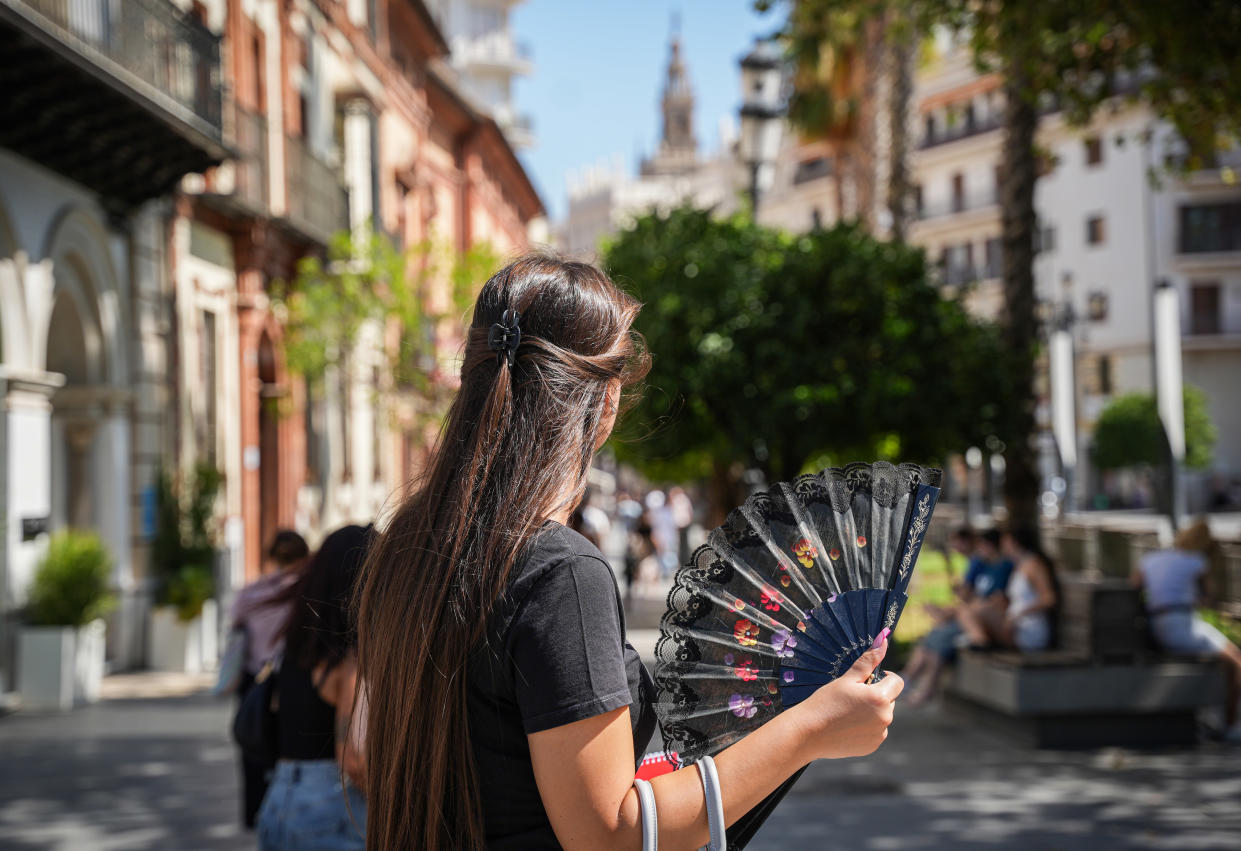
[1049,301,1078,514]
[1153,278,1187,527]
[738,39,785,214]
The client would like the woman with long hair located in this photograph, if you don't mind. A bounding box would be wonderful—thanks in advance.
[257,525,371,850]
[355,255,902,850]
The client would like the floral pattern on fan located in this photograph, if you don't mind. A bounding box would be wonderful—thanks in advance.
[653,461,942,766]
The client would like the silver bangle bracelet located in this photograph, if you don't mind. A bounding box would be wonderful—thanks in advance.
[697,755,726,851]
[634,777,658,851]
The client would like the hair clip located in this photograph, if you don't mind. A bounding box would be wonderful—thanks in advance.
[487,308,522,368]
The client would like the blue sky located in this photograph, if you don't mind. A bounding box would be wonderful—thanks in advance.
[511,1,782,222]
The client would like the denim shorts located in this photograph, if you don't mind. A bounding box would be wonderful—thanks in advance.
[257,760,366,850]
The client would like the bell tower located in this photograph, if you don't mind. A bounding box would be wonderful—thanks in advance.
[642,15,699,176]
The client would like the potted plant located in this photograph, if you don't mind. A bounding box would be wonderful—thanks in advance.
[147,463,223,673]
[18,531,115,709]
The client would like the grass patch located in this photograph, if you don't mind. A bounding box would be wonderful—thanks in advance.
[897,549,962,642]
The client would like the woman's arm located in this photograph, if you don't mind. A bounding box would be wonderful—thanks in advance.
[529,638,901,850]
[317,657,366,790]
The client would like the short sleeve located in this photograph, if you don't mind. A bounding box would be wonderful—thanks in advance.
[507,554,631,734]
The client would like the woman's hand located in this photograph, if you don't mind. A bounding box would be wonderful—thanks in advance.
[793,631,904,761]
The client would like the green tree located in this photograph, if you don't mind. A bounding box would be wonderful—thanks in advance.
[151,462,222,621]
[604,207,1009,516]
[1092,386,1216,471]
[776,0,1241,532]
[274,229,499,426]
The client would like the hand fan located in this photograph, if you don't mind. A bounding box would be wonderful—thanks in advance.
[653,461,941,767]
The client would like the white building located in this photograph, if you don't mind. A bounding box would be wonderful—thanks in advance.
[428,0,534,148]
[907,36,1241,509]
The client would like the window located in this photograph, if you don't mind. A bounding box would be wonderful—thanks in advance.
[1087,291,1109,321]
[1085,136,1103,166]
[304,377,320,483]
[964,102,976,132]
[810,207,823,230]
[1035,226,1056,254]
[951,173,964,213]
[1086,215,1106,246]
[200,310,218,465]
[1179,202,1241,253]
[1190,282,1221,334]
[924,115,936,145]
[984,237,1002,278]
[913,184,923,217]
[372,366,383,482]
[793,157,831,185]
[1098,355,1113,396]
[339,357,353,483]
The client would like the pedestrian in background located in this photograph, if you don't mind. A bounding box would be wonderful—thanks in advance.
[1134,519,1241,739]
[257,525,370,851]
[228,529,308,828]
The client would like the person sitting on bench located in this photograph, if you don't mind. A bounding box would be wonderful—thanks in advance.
[1133,519,1241,741]
[903,527,1013,706]
[957,527,1057,654]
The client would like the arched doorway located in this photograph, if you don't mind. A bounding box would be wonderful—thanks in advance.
[46,268,106,532]
[258,333,280,559]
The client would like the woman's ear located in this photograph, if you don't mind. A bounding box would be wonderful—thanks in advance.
[594,380,623,451]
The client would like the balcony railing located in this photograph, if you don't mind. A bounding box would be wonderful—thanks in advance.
[10,0,222,131]
[231,104,268,212]
[919,115,1001,150]
[917,188,999,221]
[458,31,533,73]
[284,134,349,245]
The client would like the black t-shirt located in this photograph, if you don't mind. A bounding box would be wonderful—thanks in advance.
[467,522,657,849]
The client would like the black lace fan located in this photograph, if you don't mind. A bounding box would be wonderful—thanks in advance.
[653,462,941,768]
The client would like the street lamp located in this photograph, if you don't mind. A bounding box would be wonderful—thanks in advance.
[1049,301,1078,513]
[738,39,785,213]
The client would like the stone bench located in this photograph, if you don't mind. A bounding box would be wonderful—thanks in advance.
[944,649,1224,748]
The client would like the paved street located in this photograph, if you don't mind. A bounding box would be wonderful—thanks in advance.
[1,673,1238,850]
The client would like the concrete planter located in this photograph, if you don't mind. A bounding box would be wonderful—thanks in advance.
[147,600,219,673]
[17,619,107,710]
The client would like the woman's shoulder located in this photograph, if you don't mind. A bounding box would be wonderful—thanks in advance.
[503,523,618,611]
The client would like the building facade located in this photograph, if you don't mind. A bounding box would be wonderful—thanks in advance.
[427,0,534,148]
[906,34,1241,510]
[0,0,228,676]
[0,0,542,683]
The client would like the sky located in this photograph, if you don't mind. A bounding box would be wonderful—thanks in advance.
[510,0,782,222]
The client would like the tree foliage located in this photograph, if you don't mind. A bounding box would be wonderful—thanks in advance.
[604,207,1010,495]
[1092,386,1217,472]
[273,229,499,399]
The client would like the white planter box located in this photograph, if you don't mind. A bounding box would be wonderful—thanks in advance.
[147,600,219,673]
[17,619,107,710]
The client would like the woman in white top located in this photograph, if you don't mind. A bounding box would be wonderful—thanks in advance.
[959,528,1057,652]
[1133,519,1241,736]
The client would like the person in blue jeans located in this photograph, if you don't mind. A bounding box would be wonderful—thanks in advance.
[257,526,370,850]
[902,527,1013,705]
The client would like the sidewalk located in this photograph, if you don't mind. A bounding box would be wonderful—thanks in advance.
[0,675,242,850]
[2,671,1237,850]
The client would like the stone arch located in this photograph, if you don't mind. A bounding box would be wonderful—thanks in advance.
[38,205,127,384]
[0,189,29,369]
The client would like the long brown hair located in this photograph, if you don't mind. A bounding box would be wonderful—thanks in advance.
[355,254,648,850]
